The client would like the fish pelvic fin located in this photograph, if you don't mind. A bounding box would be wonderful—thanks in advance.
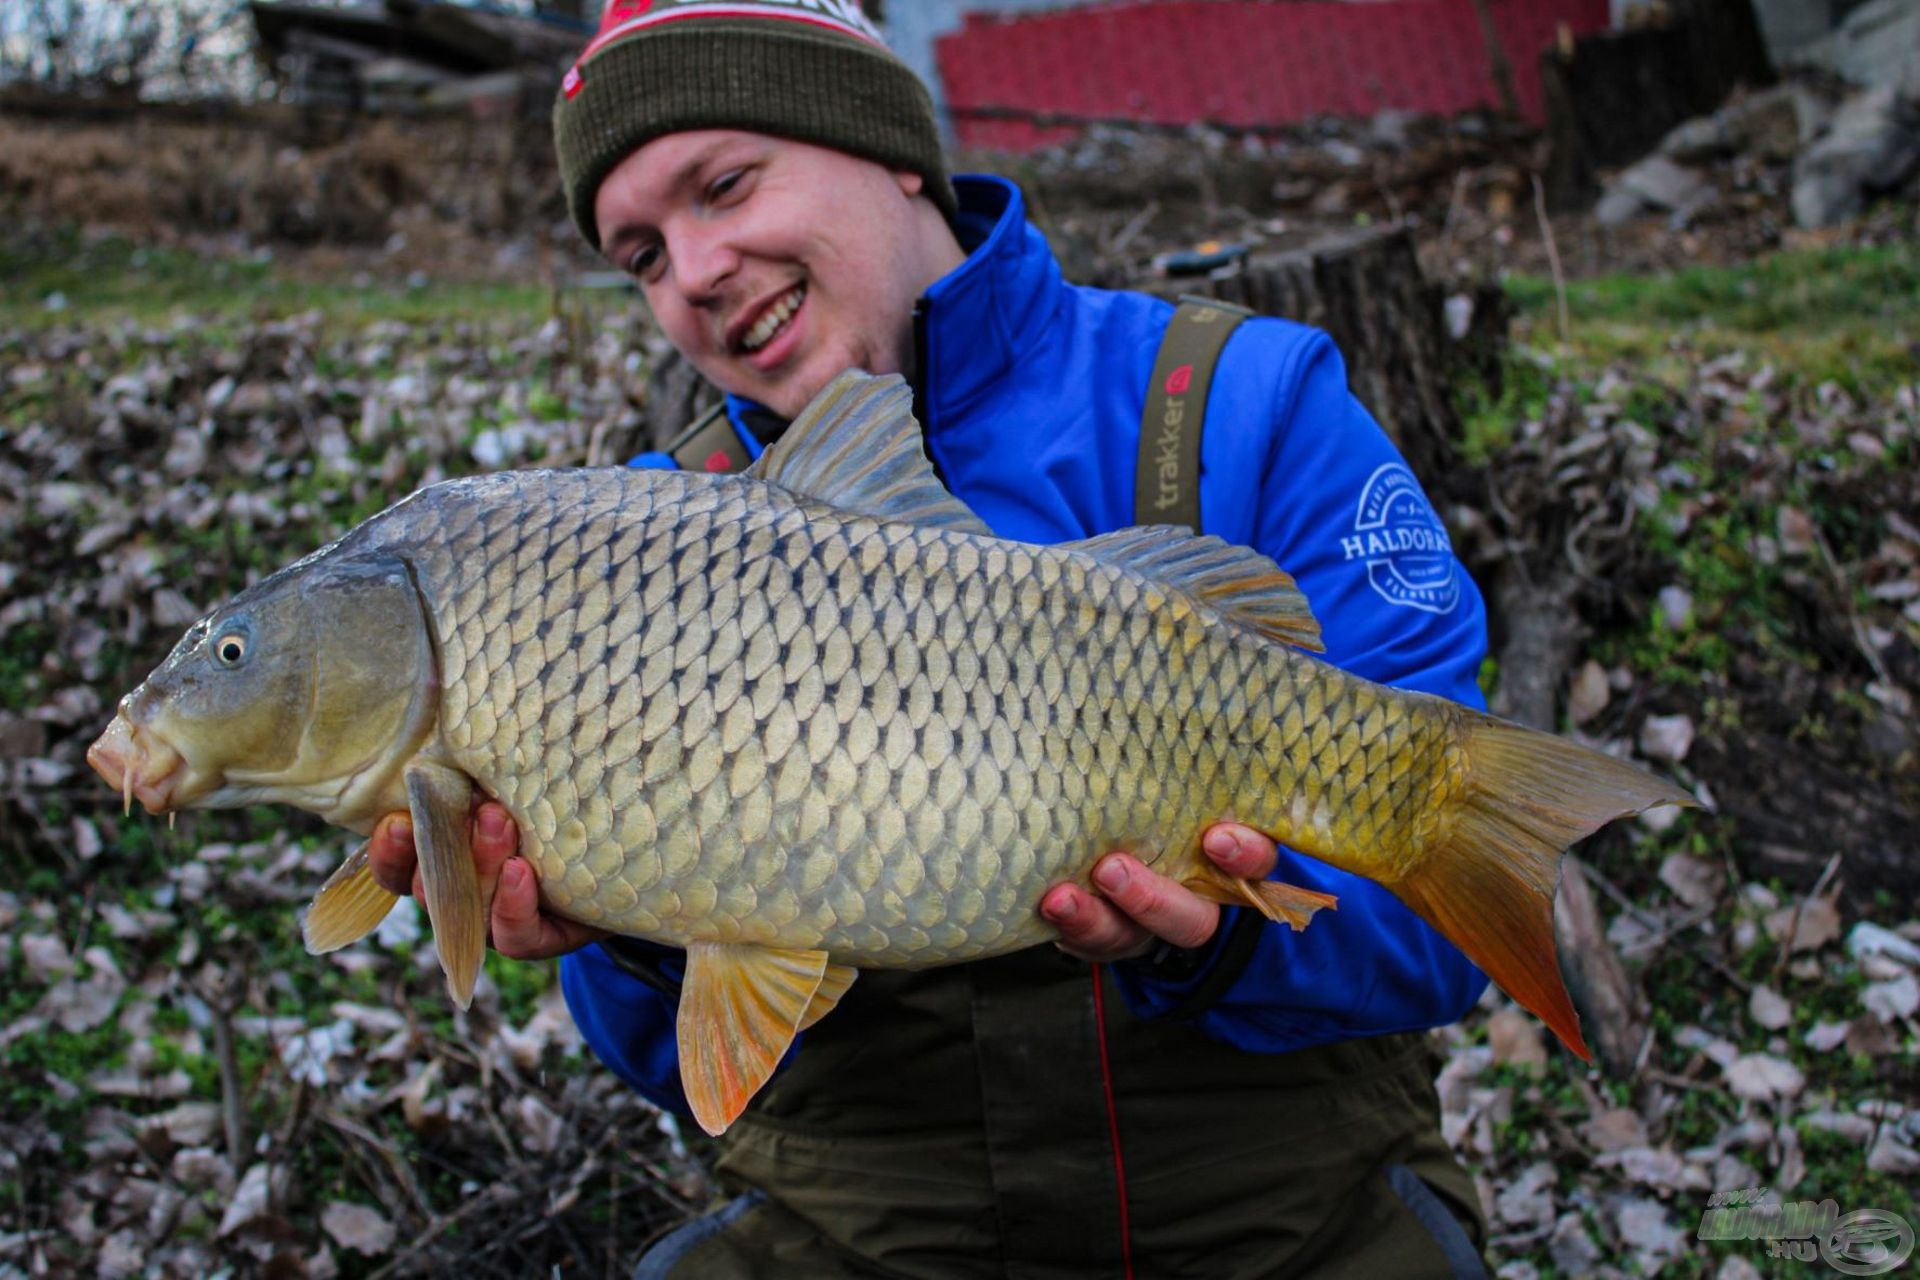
[302,841,398,954]
[1394,716,1697,1063]
[1183,861,1339,931]
[678,944,851,1137]
[1063,526,1324,652]
[746,371,994,536]
[405,761,487,1010]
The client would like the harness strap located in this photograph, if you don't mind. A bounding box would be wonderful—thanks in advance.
[665,401,752,473]
[1135,295,1252,532]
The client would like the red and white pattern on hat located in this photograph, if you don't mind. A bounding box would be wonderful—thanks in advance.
[578,0,884,65]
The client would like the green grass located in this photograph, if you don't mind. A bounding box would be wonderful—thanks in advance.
[1503,239,1920,396]
[0,229,582,329]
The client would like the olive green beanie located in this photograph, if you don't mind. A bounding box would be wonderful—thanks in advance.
[553,1,956,251]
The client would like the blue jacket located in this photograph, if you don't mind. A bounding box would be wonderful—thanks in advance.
[563,175,1490,1116]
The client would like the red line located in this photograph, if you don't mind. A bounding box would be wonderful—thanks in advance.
[1090,966,1135,1280]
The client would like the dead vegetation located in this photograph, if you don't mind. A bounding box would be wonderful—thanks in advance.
[1,92,1917,1277]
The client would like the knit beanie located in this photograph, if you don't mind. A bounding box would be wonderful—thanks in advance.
[553,0,956,251]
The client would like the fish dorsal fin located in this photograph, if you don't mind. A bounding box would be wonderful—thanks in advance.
[1065,526,1325,652]
[745,371,992,535]
[678,943,843,1136]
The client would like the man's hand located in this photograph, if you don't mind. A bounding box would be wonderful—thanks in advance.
[1040,823,1278,964]
[367,802,609,961]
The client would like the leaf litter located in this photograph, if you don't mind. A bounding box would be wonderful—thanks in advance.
[1,213,1916,1276]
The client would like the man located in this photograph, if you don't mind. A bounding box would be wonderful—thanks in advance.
[371,3,1494,1275]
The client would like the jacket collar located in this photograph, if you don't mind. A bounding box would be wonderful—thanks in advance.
[724,175,1061,446]
[917,175,1065,431]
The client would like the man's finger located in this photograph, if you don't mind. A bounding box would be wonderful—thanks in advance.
[368,812,415,895]
[1089,853,1219,950]
[1040,882,1151,962]
[491,858,548,958]
[1201,822,1279,880]
[471,802,518,878]
[491,858,608,960]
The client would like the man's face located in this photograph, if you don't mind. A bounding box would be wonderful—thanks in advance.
[595,130,956,420]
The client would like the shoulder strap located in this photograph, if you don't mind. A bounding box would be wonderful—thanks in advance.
[1136,295,1253,532]
[665,401,752,473]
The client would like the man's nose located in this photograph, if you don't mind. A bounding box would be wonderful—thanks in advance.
[675,224,739,302]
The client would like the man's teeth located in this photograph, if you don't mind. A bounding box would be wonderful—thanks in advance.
[742,286,805,353]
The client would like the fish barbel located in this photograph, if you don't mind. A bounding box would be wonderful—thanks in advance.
[88,372,1691,1134]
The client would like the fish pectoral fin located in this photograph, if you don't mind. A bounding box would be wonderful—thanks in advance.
[404,761,484,1010]
[678,943,833,1137]
[1184,863,1339,932]
[798,963,858,1032]
[302,841,399,954]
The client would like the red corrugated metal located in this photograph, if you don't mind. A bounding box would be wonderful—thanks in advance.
[936,0,1608,150]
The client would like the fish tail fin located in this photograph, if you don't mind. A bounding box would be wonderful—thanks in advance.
[1393,716,1696,1062]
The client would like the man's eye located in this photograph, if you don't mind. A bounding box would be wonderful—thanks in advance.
[628,243,662,277]
[709,170,744,202]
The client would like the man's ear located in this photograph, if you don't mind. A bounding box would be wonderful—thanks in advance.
[894,170,926,200]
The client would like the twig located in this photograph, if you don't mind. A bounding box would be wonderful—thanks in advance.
[1438,168,1469,257]
[1104,200,1160,259]
[366,1182,515,1280]
[1771,852,1842,987]
[1574,859,1664,932]
[1531,173,1570,346]
[1809,524,1897,688]
[192,968,250,1165]
[319,1110,435,1221]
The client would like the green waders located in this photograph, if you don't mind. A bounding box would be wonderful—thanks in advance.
[636,301,1489,1278]
[634,952,1487,1279]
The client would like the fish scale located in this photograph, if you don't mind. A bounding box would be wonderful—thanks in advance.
[93,370,1694,1135]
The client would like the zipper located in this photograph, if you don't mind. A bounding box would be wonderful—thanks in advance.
[910,297,951,488]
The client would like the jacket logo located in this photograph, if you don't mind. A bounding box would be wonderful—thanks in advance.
[1342,463,1459,614]
[1152,368,1192,511]
[703,449,734,473]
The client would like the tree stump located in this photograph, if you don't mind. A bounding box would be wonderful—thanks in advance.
[1140,224,1495,508]
[1541,0,1776,206]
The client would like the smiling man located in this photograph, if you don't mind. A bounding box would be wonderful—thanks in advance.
[367,2,1497,1276]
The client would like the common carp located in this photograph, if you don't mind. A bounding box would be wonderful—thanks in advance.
[89,371,1690,1135]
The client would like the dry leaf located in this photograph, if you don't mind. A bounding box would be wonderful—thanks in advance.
[1659,853,1724,909]
[321,1201,396,1256]
[216,1163,287,1237]
[1862,974,1918,1021]
[1724,1053,1805,1102]
[1764,897,1842,953]
[1803,1020,1850,1051]
[1638,713,1696,764]
[1568,660,1611,724]
[1487,1006,1548,1069]
[1494,1162,1557,1228]
[1748,985,1793,1030]
[1583,1107,1648,1152]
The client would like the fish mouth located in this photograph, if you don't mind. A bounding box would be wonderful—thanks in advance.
[87,711,187,816]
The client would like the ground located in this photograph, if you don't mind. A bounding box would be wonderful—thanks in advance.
[0,108,1917,1279]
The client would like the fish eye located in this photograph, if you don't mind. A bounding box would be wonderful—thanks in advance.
[211,628,250,667]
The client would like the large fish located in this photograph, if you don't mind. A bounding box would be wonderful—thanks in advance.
[89,372,1689,1135]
